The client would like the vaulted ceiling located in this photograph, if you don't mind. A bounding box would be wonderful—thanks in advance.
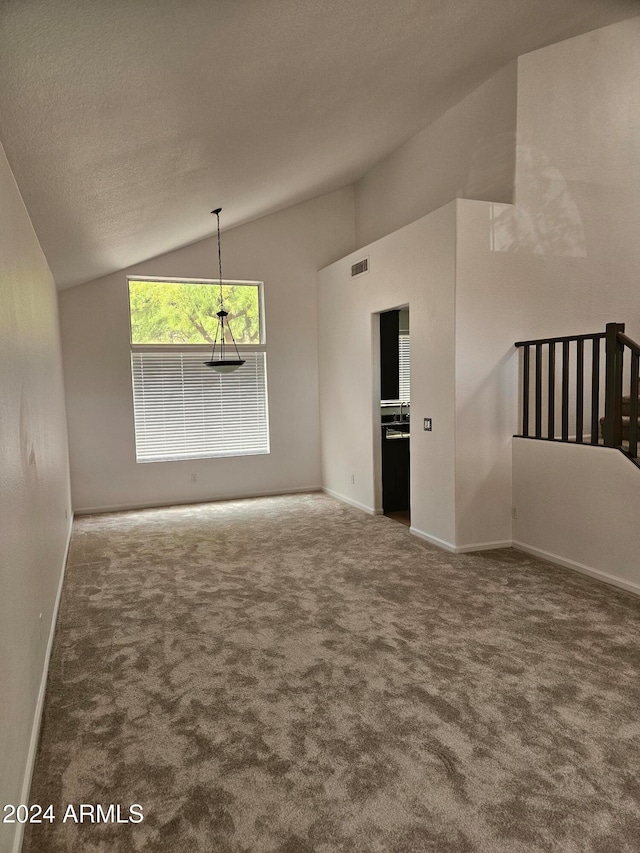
[0,0,637,288]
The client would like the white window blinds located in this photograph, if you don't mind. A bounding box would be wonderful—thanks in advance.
[398,333,410,401]
[131,350,269,462]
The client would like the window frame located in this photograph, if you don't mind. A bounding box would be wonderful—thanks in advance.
[127,275,266,349]
[127,275,269,464]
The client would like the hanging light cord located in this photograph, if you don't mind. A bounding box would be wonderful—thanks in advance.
[205,207,244,368]
[212,207,225,359]
[212,207,224,308]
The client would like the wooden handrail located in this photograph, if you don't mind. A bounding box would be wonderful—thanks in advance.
[619,332,640,356]
[515,322,640,466]
[515,331,605,347]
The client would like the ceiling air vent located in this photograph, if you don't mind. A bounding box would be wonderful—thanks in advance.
[350,257,369,278]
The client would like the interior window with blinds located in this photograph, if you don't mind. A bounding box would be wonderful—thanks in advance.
[128,278,269,462]
[398,333,410,401]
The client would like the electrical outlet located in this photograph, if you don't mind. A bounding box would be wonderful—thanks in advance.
[512,506,519,520]
[424,418,432,431]
[350,474,355,485]
[191,473,198,483]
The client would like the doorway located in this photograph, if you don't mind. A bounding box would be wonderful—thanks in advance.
[379,307,410,526]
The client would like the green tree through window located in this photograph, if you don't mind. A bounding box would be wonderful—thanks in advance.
[129,280,261,345]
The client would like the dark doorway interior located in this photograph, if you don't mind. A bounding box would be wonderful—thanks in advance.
[379,308,410,525]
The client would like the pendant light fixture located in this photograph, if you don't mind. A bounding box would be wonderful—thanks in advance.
[204,207,246,373]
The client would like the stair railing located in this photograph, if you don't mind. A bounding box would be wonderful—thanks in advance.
[515,322,639,462]
[616,330,640,459]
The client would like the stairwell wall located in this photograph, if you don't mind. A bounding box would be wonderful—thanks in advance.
[513,440,640,594]
[453,18,640,555]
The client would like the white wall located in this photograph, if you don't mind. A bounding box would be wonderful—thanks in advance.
[0,144,72,853]
[318,202,457,547]
[454,202,518,548]
[453,17,640,551]
[513,439,640,594]
[354,62,517,249]
[514,18,640,306]
[60,188,355,513]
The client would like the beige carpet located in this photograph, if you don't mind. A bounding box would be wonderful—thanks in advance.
[24,493,640,852]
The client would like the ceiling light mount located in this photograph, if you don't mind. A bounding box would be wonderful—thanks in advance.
[204,207,246,373]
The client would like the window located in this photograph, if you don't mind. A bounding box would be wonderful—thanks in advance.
[381,333,411,406]
[128,278,269,463]
[398,333,410,402]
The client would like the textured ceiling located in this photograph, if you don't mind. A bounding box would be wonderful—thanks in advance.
[0,0,638,288]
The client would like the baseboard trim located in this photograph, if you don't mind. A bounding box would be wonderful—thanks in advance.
[513,541,640,597]
[322,488,377,516]
[74,487,323,516]
[455,540,512,553]
[409,527,457,552]
[409,527,511,554]
[12,515,73,853]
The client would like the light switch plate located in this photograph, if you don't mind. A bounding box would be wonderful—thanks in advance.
[424,418,432,431]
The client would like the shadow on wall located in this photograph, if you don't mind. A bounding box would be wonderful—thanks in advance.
[464,130,516,204]
[489,145,586,257]
[20,389,41,488]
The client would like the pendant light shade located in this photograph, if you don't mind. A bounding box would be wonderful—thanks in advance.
[204,208,245,373]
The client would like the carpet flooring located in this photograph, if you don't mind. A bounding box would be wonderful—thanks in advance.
[23,493,640,852]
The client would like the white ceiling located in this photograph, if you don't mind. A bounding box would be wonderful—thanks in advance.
[0,0,638,288]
